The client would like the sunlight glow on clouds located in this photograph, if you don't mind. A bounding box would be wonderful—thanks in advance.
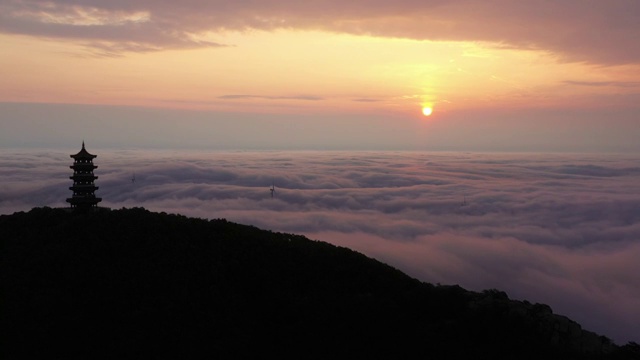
[3,0,640,64]
[17,5,151,26]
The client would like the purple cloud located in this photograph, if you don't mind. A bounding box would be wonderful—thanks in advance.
[1,1,639,64]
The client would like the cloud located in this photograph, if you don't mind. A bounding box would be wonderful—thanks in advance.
[563,80,640,88]
[0,1,228,56]
[1,1,639,64]
[219,95,324,101]
[352,98,381,103]
[317,230,640,344]
[1,149,640,344]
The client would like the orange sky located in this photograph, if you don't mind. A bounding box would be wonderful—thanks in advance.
[1,1,639,151]
[2,31,638,115]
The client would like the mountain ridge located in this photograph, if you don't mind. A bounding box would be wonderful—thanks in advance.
[1,207,638,359]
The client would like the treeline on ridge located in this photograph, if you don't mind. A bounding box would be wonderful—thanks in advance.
[1,207,639,359]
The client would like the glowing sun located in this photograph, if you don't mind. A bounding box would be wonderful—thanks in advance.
[422,107,433,116]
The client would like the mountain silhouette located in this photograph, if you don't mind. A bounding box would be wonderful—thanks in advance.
[1,207,638,359]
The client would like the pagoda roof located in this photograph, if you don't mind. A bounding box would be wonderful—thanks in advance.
[70,141,97,159]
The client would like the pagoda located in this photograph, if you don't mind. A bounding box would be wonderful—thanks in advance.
[66,141,102,209]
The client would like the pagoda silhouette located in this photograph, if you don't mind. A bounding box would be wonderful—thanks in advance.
[66,141,102,209]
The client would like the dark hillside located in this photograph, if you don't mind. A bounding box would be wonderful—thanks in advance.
[1,207,638,359]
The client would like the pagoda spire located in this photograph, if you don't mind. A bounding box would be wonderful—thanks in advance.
[66,142,102,210]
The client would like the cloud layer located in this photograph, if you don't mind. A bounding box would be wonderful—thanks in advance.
[1,0,639,63]
[1,149,640,343]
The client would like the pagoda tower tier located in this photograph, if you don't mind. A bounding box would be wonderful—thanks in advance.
[66,141,102,209]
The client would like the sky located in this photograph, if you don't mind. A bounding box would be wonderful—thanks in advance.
[1,0,640,151]
[1,149,640,344]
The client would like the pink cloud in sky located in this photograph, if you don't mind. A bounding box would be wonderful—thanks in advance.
[0,0,639,64]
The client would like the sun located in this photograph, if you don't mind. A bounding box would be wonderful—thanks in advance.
[422,106,433,116]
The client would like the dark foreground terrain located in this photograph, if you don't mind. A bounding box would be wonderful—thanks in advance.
[1,207,639,359]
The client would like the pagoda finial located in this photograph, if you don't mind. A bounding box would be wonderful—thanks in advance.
[82,140,85,149]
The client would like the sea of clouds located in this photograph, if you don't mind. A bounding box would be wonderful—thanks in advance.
[1,149,639,344]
